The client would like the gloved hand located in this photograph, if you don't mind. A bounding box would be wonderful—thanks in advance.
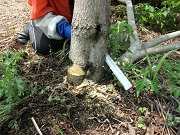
[57,20,72,39]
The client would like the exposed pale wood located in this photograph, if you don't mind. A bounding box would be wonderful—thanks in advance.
[67,64,85,85]
[68,0,110,84]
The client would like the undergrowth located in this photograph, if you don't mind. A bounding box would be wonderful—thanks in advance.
[0,0,179,133]
[0,50,25,105]
[109,20,180,99]
[0,50,27,127]
[116,0,180,32]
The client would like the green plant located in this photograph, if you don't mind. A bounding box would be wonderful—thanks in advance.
[107,84,115,93]
[108,20,134,59]
[48,94,61,102]
[51,121,64,135]
[139,107,147,114]
[8,119,19,130]
[163,60,180,98]
[177,104,180,112]
[135,50,174,97]
[167,113,180,127]
[0,50,27,128]
[55,39,70,65]
[162,0,180,12]
[0,103,13,126]
[134,2,180,31]
[137,116,146,130]
[0,50,26,105]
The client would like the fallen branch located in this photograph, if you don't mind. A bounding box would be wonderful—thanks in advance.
[31,117,43,135]
[117,0,180,63]
[144,30,180,49]
[130,42,180,63]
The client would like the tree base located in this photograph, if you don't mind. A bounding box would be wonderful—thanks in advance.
[67,64,86,85]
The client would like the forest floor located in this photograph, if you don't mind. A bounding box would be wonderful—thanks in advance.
[0,0,179,135]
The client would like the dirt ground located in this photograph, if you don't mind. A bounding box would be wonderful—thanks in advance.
[0,0,180,135]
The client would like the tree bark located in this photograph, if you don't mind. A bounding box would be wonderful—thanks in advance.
[68,0,111,85]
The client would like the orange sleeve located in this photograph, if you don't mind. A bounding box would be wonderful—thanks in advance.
[28,0,32,6]
[29,0,54,20]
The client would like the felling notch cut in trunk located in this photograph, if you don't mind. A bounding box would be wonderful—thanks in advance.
[67,0,132,90]
[67,0,111,85]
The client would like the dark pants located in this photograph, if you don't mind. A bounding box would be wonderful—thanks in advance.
[28,21,66,55]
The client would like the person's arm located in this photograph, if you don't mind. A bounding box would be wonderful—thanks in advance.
[29,0,72,40]
[28,0,32,6]
[57,20,71,39]
[28,0,50,19]
[34,12,71,40]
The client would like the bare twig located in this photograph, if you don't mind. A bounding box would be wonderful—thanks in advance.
[31,117,43,135]
[104,119,114,133]
[170,95,180,104]
[88,117,114,133]
[112,117,133,126]
[155,98,172,135]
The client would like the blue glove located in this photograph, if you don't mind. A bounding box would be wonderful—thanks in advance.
[57,20,72,39]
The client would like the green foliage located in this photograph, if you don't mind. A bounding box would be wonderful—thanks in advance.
[107,21,177,98]
[139,107,147,114]
[48,94,61,102]
[51,121,64,135]
[107,84,115,93]
[135,50,174,97]
[0,50,28,128]
[177,104,180,112]
[0,50,26,104]
[163,60,180,98]
[134,1,180,31]
[137,116,146,129]
[119,50,176,97]
[162,0,180,11]
[8,119,19,130]
[0,104,13,126]
[109,20,134,59]
[167,113,180,127]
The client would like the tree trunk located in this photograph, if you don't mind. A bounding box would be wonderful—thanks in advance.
[67,0,111,85]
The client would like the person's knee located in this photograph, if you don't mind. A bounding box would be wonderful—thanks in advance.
[31,41,51,55]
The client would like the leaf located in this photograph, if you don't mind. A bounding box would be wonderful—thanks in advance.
[149,80,159,94]
[51,121,64,135]
[162,10,168,17]
[149,5,155,12]
[144,48,152,78]
[141,16,147,22]
[153,50,176,80]
[142,125,146,129]
[174,88,180,98]
[136,77,148,97]
[138,117,143,123]
[145,5,154,12]
[138,123,143,128]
